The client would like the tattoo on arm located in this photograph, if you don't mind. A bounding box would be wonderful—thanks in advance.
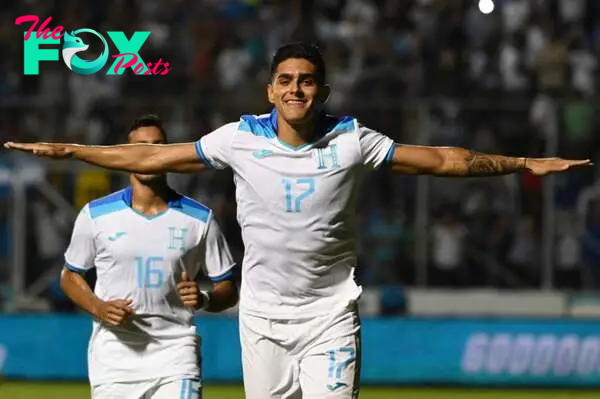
[463,150,527,176]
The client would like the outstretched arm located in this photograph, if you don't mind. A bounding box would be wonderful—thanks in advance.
[3,141,205,174]
[389,145,591,176]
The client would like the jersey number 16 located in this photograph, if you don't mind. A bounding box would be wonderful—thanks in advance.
[135,256,165,288]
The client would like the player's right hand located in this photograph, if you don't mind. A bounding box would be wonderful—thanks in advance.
[94,299,135,326]
[3,142,73,159]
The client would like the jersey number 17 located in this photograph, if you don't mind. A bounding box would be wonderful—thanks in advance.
[282,177,315,213]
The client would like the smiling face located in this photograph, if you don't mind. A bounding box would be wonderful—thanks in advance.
[267,58,330,126]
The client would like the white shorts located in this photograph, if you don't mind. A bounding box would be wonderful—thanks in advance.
[92,377,201,399]
[240,303,361,399]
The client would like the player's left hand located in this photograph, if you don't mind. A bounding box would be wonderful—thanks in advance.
[177,272,202,309]
[526,157,592,176]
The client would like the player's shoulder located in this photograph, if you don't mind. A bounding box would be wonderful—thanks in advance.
[210,120,241,135]
[238,112,277,138]
[172,196,212,224]
[205,113,273,139]
[320,113,357,136]
[86,189,129,220]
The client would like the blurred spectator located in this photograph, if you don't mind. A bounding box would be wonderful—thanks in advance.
[582,200,600,288]
[568,29,596,98]
[0,186,9,283]
[525,13,548,70]
[431,209,468,287]
[499,33,529,92]
[216,36,253,90]
[529,93,558,143]
[502,0,530,35]
[507,216,540,287]
[558,0,586,25]
[32,194,70,274]
[534,24,568,94]
[555,213,582,289]
[360,207,407,285]
[562,92,595,157]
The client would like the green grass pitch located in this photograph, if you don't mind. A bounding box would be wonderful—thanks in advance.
[2,382,600,399]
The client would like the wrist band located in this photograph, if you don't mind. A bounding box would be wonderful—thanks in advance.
[199,290,211,311]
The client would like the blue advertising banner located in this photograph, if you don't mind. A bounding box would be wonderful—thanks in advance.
[0,314,242,381]
[361,318,600,386]
[1,315,600,386]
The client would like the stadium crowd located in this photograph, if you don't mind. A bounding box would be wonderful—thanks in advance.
[0,0,600,302]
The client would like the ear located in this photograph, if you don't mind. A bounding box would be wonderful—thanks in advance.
[317,84,331,105]
[267,82,275,105]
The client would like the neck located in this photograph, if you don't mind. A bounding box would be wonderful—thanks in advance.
[129,177,171,216]
[276,113,317,147]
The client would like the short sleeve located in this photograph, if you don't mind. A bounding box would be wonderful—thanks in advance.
[358,125,396,170]
[64,205,96,273]
[194,122,238,170]
[198,215,235,282]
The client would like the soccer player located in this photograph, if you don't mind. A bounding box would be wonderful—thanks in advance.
[58,114,238,399]
[5,43,590,398]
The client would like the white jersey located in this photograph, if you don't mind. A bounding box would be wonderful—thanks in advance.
[196,110,394,318]
[64,187,235,385]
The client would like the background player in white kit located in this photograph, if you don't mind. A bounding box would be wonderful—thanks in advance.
[58,114,238,399]
[5,43,590,398]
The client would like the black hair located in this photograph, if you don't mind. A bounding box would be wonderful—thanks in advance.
[128,114,167,142]
[270,42,327,85]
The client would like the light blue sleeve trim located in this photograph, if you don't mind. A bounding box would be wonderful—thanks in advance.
[194,140,215,170]
[89,201,128,220]
[383,143,396,165]
[209,269,234,282]
[178,197,211,223]
[64,262,89,274]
